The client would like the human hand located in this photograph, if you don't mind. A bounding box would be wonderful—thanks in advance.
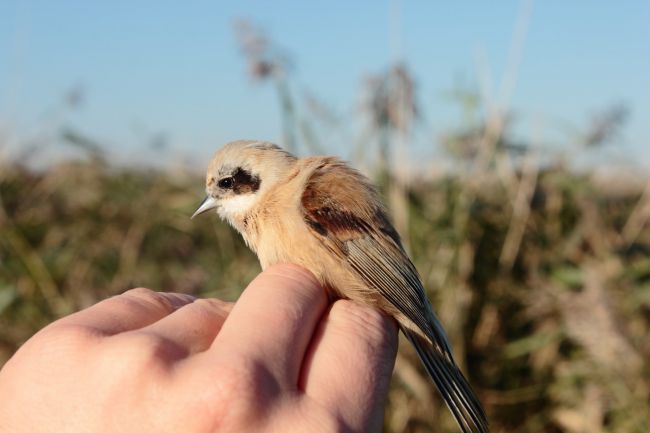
[0,264,398,433]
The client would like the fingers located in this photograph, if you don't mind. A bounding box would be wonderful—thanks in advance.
[210,264,328,387]
[300,300,398,432]
[49,288,196,336]
[137,299,233,354]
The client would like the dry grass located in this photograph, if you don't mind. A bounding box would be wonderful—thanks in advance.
[1,153,648,433]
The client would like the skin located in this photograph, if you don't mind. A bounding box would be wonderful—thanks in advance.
[0,264,398,433]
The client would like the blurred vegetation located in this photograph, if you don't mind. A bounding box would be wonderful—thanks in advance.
[2,18,650,433]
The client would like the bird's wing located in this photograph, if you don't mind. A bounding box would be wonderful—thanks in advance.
[300,158,450,353]
[300,158,489,433]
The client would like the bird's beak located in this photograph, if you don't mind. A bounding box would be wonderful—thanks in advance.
[191,195,218,219]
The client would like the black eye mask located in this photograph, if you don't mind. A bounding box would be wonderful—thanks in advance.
[225,167,261,194]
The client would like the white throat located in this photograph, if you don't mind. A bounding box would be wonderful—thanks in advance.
[217,193,258,226]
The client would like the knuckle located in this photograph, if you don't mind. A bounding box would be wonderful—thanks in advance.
[124,287,156,297]
[43,322,107,343]
[213,356,267,398]
[191,298,232,317]
[123,332,183,361]
[329,301,398,359]
[199,355,276,420]
[35,323,106,357]
[7,323,102,371]
[273,297,308,324]
[100,332,180,378]
[260,265,323,298]
[331,300,390,336]
[114,288,176,315]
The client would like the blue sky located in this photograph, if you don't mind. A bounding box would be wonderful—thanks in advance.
[0,1,648,168]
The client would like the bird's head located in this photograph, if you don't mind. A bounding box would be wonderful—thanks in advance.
[192,140,297,226]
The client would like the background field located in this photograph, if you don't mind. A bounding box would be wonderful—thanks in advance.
[2,4,650,433]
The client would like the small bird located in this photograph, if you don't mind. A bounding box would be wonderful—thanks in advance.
[192,140,488,433]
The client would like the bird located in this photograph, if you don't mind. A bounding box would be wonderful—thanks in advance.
[192,140,489,433]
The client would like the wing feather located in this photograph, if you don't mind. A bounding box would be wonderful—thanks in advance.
[300,159,489,433]
[301,159,449,351]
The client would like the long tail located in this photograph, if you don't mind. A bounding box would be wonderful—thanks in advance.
[402,327,489,433]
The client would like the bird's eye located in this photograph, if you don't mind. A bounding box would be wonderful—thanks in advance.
[218,177,234,189]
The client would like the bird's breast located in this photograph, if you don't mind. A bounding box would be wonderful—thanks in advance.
[249,211,373,304]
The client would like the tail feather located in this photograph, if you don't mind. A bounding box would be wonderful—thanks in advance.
[402,327,489,433]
